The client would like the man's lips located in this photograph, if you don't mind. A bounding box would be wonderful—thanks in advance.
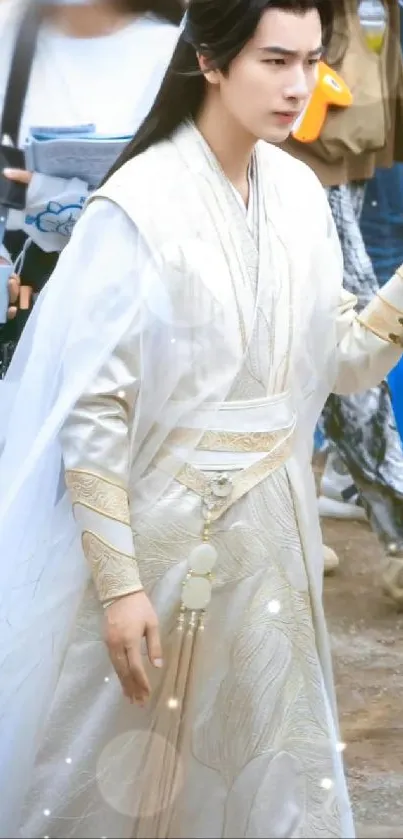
[273,111,301,124]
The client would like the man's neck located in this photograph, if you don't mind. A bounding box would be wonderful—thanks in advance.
[46,2,135,38]
[195,93,256,206]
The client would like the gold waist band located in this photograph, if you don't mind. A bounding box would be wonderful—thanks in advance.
[155,424,294,522]
[165,425,293,454]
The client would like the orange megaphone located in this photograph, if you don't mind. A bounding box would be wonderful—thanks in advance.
[292,61,353,144]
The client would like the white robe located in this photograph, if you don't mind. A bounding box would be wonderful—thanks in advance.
[5,126,403,839]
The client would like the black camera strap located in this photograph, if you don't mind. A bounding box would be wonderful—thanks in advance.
[0,3,41,246]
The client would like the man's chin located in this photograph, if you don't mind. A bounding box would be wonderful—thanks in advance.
[261,124,294,144]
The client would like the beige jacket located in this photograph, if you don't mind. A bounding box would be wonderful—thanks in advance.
[281,0,403,186]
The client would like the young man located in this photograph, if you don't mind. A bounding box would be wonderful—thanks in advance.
[1,1,403,836]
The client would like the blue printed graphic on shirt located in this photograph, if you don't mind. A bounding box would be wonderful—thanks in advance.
[25,198,86,238]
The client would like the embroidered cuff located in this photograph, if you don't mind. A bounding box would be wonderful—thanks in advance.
[65,469,142,603]
[82,531,142,604]
[65,469,130,523]
[357,267,403,347]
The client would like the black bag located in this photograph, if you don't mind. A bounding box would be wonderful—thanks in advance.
[0,3,43,377]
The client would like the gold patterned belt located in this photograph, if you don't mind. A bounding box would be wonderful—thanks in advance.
[166,426,289,454]
[154,422,295,618]
[156,423,294,523]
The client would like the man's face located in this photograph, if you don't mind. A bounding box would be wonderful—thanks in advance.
[212,8,323,143]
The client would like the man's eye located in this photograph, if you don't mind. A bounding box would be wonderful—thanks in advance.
[263,58,286,65]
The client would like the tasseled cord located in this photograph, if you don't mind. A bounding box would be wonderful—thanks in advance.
[135,607,205,838]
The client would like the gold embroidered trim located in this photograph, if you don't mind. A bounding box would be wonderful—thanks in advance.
[357,292,403,347]
[166,426,292,453]
[371,293,403,316]
[82,530,142,603]
[65,469,130,525]
[155,426,294,522]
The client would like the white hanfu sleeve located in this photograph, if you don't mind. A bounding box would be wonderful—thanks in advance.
[333,268,403,396]
[59,199,144,606]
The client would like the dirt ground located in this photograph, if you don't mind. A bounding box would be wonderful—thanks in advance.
[322,511,403,838]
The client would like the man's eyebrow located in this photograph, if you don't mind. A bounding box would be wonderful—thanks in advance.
[258,45,323,56]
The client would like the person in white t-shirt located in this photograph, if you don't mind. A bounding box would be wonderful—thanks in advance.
[0,0,182,374]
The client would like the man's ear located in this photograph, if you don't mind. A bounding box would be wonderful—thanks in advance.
[197,52,221,85]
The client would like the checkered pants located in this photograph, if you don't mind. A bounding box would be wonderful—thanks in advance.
[322,183,403,548]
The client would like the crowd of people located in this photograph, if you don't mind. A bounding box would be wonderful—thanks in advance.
[0,0,402,836]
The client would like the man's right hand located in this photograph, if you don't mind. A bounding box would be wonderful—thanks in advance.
[0,257,20,321]
[103,590,163,705]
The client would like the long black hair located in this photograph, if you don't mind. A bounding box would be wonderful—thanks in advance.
[107,0,334,178]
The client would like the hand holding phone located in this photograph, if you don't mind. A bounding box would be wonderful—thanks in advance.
[0,262,13,324]
[0,145,28,210]
[3,168,32,186]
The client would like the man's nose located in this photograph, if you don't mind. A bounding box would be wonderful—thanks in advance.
[284,65,311,101]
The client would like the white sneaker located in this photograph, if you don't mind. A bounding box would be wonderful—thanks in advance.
[323,544,339,575]
[318,451,367,522]
[318,494,367,520]
[381,548,403,607]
